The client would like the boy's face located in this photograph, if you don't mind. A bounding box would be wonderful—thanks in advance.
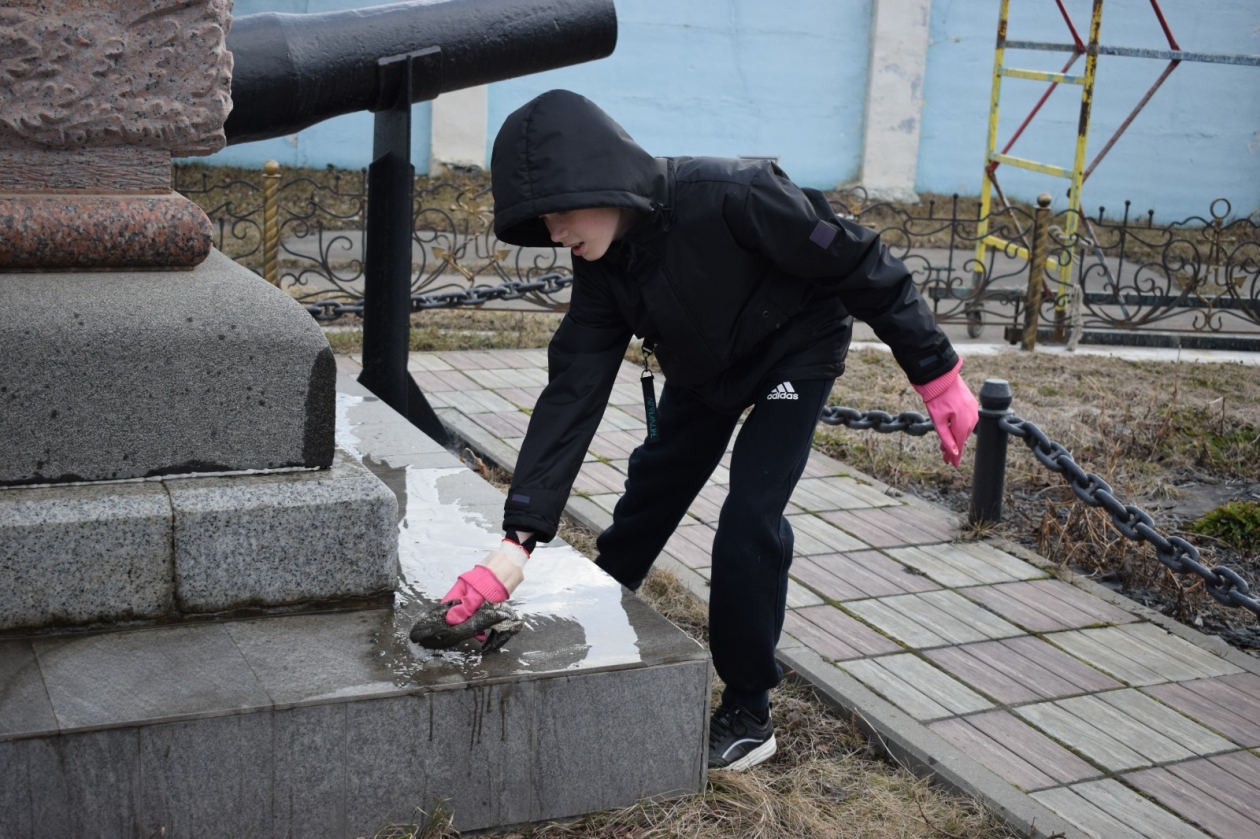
[542,207,623,261]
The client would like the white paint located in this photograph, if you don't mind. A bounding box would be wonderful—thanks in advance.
[430,84,488,172]
[859,0,931,203]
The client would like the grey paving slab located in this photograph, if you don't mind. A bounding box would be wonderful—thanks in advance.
[960,578,1137,632]
[842,654,992,721]
[784,606,901,661]
[1016,700,1149,771]
[929,716,1059,791]
[34,624,271,731]
[886,542,1045,588]
[1127,755,1260,839]
[785,512,870,554]
[1091,689,1235,757]
[806,550,941,599]
[0,480,174,630]
[846,590,1021,649]
[1144,675,1260,748]
[495,385,545,409]
[820,507,957,547]
[928,636,1122,705]
[1049,624,1243,687]
[406,352,454,371]
[1054,692,1213,764]
[786,579,825,608]
[0,639,57,740]
[790,476,897,511]
[965,710,1100,786]
[1033,782,1191,839]
[1071,778,1212,839]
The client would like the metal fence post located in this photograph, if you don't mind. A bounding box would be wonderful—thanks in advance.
[1022,193,1052,350]
[969,378,1013,526]
[262,160,280,286]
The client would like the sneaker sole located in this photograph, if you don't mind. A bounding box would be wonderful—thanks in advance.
[723,734,777,772]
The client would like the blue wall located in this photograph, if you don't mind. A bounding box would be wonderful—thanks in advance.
[203,0,1259,220]
[487,0,873,189]
[917,0,1260,220]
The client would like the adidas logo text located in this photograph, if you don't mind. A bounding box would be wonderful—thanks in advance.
[767,382,798,400]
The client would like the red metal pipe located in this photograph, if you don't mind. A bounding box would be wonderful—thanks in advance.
[1055,0,1086,52]
[1147,0,1182,50]
[1082,59,1180,183]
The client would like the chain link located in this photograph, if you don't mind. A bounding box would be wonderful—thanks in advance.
[819,406,935,436]
[998,415,1260,617]
[305,272,574,321]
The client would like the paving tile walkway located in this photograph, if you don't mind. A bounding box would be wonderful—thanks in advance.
[344,350,1260,839]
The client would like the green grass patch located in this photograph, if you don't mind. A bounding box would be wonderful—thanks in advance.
[1190,501,1260,556]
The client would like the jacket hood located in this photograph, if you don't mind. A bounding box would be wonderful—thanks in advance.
[491,89,668,247]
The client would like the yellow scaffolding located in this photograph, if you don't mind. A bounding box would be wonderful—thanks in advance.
[974,0,1260,334]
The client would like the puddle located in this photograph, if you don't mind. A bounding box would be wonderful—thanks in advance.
[336,392,646,687]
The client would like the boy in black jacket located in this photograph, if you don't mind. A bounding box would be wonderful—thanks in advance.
[422,90,979,771]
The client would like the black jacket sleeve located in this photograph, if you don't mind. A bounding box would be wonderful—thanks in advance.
[502,262,632,541]
[728,165,957,385]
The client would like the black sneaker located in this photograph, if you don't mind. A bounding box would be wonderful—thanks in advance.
[708,704,776,771]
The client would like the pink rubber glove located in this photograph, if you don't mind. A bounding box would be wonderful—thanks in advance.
[912,359,979,468]
[442,565,509,626]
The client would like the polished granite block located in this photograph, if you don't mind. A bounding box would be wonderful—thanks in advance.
[0,640,57,739]
[0,481,173,630]
[167,450,398,612]
[34,624,271,731]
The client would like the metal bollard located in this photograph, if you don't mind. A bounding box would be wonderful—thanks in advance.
[262,160,280,286]
[969,378,1013,526]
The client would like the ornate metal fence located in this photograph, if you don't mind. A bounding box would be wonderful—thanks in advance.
[829,189,1260,349]
[175,164,1259,347]
[172,163,573,319]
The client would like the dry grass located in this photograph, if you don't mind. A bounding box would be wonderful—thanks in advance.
[325,310,563,355]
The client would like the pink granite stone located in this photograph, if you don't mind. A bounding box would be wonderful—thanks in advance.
[0,193,212,269]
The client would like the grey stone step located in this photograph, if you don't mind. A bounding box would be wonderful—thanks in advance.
[0,373,709,836]
[0,449,398,631]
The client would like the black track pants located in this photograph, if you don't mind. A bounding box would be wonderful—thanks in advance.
[595,377,834,712]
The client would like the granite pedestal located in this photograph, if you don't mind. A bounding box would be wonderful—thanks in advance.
[0,372,711,837]
[0,249,335,487]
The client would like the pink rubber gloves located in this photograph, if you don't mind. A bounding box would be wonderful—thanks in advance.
[912,359,979,467]
[441,533,531,625]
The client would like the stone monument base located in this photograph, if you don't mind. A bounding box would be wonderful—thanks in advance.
[0,449,399,633]
[0,372,710,837]
[0,249,336,487]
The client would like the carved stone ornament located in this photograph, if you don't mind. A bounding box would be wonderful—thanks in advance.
[0,0,233,155]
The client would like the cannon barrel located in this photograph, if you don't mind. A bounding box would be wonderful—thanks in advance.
[225,0,617,145]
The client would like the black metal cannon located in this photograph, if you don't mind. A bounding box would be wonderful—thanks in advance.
[225,0,617,144]
[223,0,617,444]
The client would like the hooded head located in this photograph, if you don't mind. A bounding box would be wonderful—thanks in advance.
[491,90,667,247]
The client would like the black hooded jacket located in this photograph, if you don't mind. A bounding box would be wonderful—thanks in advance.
[492,90,957,541]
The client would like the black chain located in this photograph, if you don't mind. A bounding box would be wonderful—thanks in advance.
[999,414,1260,617]
[819,406,935,436]
[305,272,574,321]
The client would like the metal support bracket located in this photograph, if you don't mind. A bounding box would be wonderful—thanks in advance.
[359,47,450,448]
